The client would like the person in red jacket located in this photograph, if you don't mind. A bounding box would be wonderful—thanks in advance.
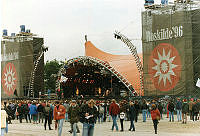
[53,101,66,136]
[151,104,161,134]
[109,99,120,131]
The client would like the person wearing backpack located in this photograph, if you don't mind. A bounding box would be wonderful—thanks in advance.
[43,101,53,130]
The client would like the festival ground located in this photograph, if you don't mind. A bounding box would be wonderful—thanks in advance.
[4,114,200,136]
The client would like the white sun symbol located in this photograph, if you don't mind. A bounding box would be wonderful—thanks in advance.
[152,49,178,86]
[4,66,16,92]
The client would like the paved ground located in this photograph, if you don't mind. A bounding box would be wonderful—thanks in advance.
[4,114,200,136]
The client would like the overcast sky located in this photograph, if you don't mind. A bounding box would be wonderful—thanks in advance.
[1,0,169,62]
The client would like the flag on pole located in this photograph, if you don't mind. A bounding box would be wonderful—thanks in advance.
[196,78,200,88]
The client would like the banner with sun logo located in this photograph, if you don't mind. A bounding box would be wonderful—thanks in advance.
[1,62,18,96]
[149,43,182,92]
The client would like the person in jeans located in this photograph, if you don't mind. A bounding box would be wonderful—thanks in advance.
[176,98,182,122]
[151,104,161,134]
[68,100,80,136]
[109,99,120,131]
[43,101,53,130]
[141,99,148,122]
[80,99,97,136]
[168,101,175,122]
[128,101,136,131]
[53,101,66,136]
[1,103,8,136]
[29,101,38,124]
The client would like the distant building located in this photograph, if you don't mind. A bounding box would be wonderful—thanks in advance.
[142,4,200,96]
[1,26,44,98]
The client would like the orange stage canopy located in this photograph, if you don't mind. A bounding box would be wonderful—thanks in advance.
[85,41,143,96]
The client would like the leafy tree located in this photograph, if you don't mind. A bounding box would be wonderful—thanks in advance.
[44,59,62,93]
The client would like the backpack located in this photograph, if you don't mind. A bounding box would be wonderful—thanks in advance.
[44,106,50,116]
[99,106,104,114]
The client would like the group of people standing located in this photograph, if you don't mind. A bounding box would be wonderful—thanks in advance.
[1,97,200,136]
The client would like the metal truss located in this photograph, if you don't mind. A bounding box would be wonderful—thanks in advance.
[114,31,144,96]
[28,51,44,98]
[57,56,137,97]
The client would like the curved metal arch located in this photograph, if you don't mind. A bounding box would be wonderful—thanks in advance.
[57,56,137,97]
[28,50,44,98]
[114,31,144,96]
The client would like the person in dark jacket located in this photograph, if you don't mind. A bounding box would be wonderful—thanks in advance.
[37,102,44,123]
[23,101,31,123]
[68,100,80,135]
[128,101,136,131]
[17,103,23,123]
[176,98,182,122]
[151,104,161,134]
[167,101,175,122]
[103,101,108,122]
[43,101,53,130]
[134,100,140,123]
[182,99,189,124]
[4,102,13,124]
[158,102,163,119]
[192,101,199,121]
[109,99,120,131]
[141,99,148,122]
[80,99,97,136]
[119,101,126,132]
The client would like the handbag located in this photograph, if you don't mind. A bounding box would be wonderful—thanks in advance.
[156,115,160,120]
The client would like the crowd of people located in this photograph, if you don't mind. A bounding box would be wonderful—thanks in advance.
[1,97,200,136]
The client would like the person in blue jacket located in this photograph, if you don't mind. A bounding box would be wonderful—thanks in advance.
[29,101,38,124]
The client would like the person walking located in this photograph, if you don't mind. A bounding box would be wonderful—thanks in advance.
[1,103,8,136]
[17,103,24,123]
[192,101,199,121]
[141,99,148,122]
[188,99,194,120]
[37,102,45,123]
[168,101,175,122]
[53,101,66,136]
[43,101,53,130]
[80,99,97,136]
[68,100,80,136]
[158,102,163,119]
[119,101,126,132]
[182,99,189,124]
[176,98,182,122]
[134,100,140,123]
[30,101,38,124]
[150,104,161,134]
[109,99,120,131]
[128,101,136,131]
[64,100,70,122]
[23,101,31,123]
[98,103,104,124]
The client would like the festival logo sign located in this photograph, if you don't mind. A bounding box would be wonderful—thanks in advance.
[1,63,18,96]
[149,43,181,91]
